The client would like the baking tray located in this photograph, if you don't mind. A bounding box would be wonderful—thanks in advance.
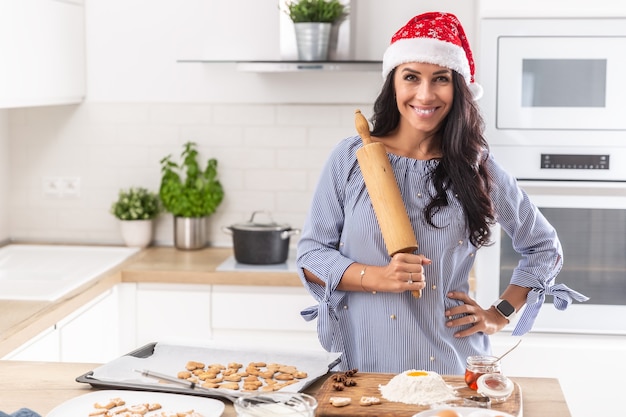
[76,342,342,402]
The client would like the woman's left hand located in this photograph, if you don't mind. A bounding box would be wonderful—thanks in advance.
[444,291,509,337]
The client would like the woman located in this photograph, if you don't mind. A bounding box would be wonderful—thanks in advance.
[296,11,587,374]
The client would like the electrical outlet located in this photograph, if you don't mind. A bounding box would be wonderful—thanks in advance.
[42,176,81,198]
[42,176,62,197]
[60,176,81,198]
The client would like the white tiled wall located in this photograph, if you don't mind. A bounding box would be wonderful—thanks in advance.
[0,110,8,242]
[6,102,369,246]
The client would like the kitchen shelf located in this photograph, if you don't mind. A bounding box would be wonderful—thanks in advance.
[176,60,382,72]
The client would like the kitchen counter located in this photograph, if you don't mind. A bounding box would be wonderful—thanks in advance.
[0,246,572,416]
[119,247,300,286]
[0,360,571,416]
[0,246,301,357]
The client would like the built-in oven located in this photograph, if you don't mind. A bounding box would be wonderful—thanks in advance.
[475,181,626,335]
[479,17,626,182]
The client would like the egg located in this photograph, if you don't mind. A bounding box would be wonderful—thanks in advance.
[407,370,429,377]
[434,410,462,417]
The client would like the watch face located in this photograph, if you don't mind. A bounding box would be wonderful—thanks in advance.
[497,300,515,317]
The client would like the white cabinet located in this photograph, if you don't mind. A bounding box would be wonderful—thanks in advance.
[134,283,319,351]
[0,0,85,108]
[135,283,212,347]
[211,285,319,350]
[2,287,118,363]
[2,325,60,361]
[58,288,120,363]
[5,282,321,363]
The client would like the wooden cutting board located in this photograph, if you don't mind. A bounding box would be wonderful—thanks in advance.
[314,372,521,417]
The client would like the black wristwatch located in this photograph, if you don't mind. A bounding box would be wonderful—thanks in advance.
[492,299,516,321]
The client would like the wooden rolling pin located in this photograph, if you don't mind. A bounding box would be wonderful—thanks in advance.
[354,109,421,298]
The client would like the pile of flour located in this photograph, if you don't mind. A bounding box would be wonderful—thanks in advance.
[379,370,457,405]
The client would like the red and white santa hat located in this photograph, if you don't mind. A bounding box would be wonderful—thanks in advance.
[382,11,483,100]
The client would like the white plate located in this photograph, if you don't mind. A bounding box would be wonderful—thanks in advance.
[413,407,515,417]
[46,390,225,417]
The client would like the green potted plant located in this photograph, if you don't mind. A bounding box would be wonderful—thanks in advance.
[110,187,160,248]
[284,0,346,23]
[159,141,224,250]
[283,0,348,61]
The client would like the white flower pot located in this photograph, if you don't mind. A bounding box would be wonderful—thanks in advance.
[119,219,154,248]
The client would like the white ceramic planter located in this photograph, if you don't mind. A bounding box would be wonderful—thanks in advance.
[119,219,154,248]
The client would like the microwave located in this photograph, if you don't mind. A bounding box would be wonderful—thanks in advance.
[479,18,626,182]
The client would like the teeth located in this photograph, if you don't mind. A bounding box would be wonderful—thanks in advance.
[415,108,435,115]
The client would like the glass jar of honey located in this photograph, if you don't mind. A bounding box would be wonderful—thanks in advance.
[465,355,501,390]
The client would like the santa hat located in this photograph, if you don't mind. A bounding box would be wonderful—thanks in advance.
[382,12,483,100]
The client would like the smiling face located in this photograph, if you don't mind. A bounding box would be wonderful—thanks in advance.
[393,62,454,138]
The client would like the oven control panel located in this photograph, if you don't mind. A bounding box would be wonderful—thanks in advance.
[541,154,610,170]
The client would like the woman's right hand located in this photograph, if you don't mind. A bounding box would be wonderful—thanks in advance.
[372,252,431,293]
[316,253,432,293]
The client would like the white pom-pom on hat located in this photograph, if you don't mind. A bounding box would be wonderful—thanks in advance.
[469,82,483,101]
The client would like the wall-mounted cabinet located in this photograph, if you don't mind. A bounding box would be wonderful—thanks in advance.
[0,0,85,108]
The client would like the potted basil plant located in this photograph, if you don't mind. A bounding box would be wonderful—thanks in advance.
[110,187,160,248]
[283,0,348,61]
[159,141,224,250]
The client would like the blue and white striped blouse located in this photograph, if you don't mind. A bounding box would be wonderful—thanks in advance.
[297,135,586,374]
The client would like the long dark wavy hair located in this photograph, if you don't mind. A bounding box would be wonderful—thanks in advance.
[370,69,495,248]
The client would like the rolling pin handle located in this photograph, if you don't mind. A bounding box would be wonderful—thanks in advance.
[354,109,373,145]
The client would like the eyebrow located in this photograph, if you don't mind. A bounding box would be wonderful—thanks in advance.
[400,67,452,76]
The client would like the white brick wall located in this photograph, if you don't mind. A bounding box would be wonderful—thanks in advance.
[0,110,8,242]
[6,102,369,247]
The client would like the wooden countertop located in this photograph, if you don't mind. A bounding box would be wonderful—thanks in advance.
[0,361,571,417]
[120,247,301,286]
[0,246,301,357]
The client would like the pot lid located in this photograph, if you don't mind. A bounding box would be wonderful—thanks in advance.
[230,211,290,231]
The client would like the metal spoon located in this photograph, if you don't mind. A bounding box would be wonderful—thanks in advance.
[495,339,522,361]
[134,369,238,402]
[135,369,300,406]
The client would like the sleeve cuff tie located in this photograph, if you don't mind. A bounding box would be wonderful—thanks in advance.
[512,283,589,336]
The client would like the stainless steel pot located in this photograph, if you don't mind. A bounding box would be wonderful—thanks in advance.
[222,211,300,265]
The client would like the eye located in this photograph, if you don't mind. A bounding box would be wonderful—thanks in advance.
[403,73,418,82]
[434,75,451,83]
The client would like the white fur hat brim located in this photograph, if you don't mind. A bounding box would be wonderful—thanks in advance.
[382,37,483,100]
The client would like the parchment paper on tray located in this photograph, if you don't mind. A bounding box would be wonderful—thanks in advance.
[83,342,342,400]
